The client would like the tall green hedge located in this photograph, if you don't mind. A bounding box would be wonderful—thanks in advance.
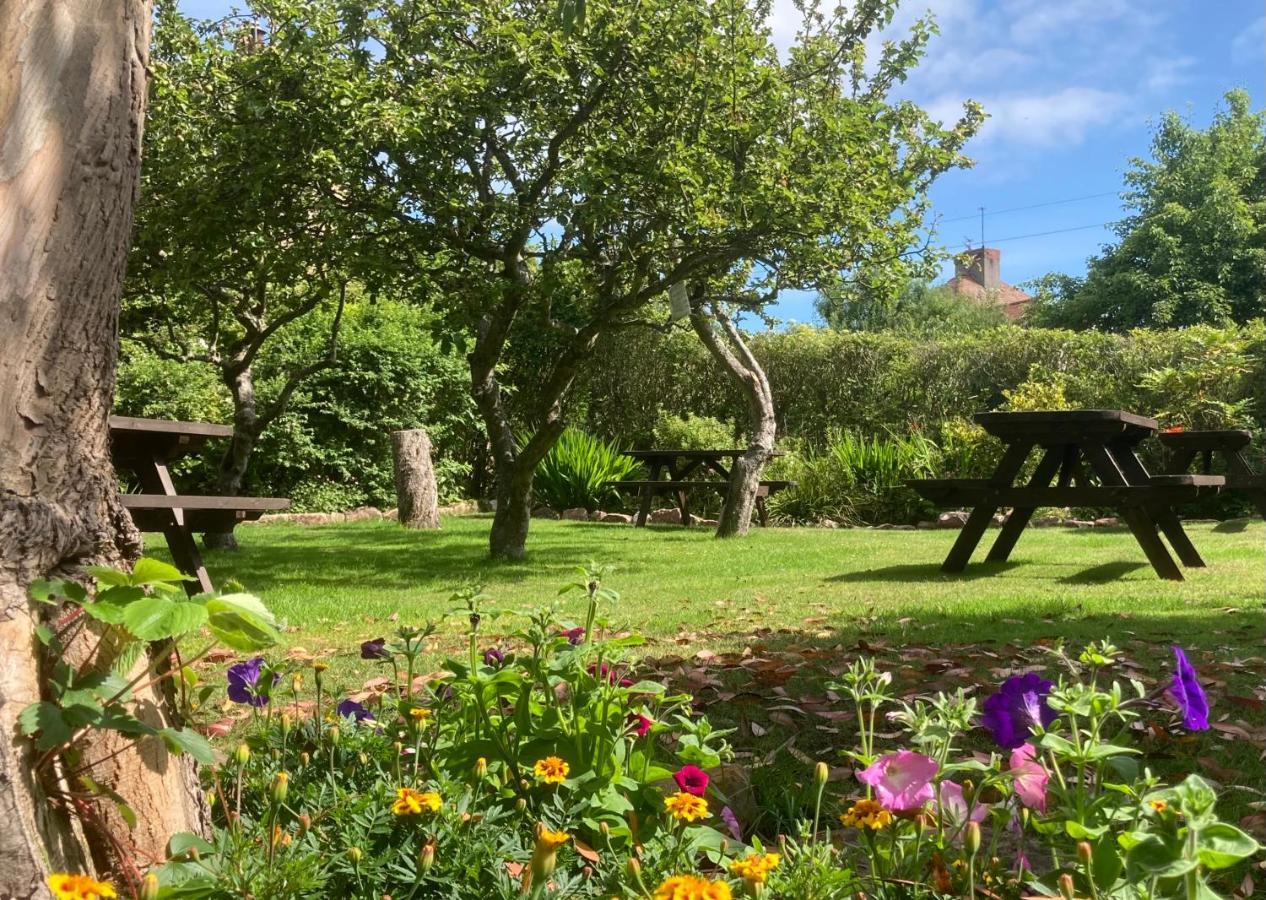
[575,323,1266,450]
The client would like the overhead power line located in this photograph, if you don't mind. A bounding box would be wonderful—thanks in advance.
[940,190,1122,224]
[948,219,1123,250]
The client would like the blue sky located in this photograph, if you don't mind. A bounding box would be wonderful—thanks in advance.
[178,0,1264,325]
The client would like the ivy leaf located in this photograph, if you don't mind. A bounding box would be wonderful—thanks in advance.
[123,596,208,641]
[159,727,215,764]
[17,702,71,751]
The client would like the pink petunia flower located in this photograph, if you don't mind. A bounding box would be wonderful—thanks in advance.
[673,764,709,796]
[627,713,653,737]
[1009,743,1048,814]
[857,750,939,812]
[936,780,988,833]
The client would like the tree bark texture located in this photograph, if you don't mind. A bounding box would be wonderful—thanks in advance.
[689,303,777,538]
[1,1,205,893]
[392,429,440,529]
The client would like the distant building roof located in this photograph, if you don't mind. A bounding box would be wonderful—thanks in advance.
[943,247,1032,321]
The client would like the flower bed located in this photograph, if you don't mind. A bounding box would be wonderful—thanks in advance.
[40,569,1261,898]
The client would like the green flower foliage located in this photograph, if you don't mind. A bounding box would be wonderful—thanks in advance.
[530,429,639,513]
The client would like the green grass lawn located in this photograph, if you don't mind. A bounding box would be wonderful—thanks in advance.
[150,516,1266,832]
[158,515,1266,656]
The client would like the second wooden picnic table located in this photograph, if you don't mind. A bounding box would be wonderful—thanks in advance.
[910,410,1224,581]
[618,449,788,527]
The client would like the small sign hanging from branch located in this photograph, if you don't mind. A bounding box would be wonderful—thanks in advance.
[668,281,691,322]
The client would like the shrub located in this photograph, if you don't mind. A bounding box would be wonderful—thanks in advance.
[768,430,939,524]
[651,412,737,450]
[532,429,640,513]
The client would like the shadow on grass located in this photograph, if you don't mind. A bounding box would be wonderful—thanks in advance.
[824,561,1021,583]
[1058,561,1148,584]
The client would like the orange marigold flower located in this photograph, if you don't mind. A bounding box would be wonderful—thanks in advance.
[47,874,117,900]
[653,874,733,900]
[392,786,442,816]
[408,706,432,722]
[840,798,893,830]
[729,852,781,885]
[1148,799,1168,813]
[664,791,710,822]
[534,756,570,784]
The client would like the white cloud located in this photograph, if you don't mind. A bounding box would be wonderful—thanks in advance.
[1142,56,1197,93]
[1231,16,1265,66]
[928,87,1130,147]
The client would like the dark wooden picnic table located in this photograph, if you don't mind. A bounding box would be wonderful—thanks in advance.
[110,416,289,595]
[909,410,1224,581]
[614,449,789,527]
[1159,429,1266,518]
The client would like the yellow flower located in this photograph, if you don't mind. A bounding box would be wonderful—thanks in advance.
[1148,799,1168,813]
[729,852,781,885]
[47,874,117,900]
[534,756,570,785]
[664,791,710,822]
[392,786,442,816]
[653,874,733,900]
[840,798,893,830]
[409,706,432,722]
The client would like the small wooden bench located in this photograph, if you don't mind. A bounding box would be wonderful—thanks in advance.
[606,479,794,526]
[909,475,1226,508]
[1159,429,1266,518]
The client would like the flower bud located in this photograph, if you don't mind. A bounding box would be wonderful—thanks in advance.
[419,840,436,873]
[599,821,610,840]
[469,612,481,631]
[358,752,369,766]
[1077,841,1093,865]
[475,757,488,779]
[625,858,642,879]
[271,771,289,804]
[313,661,329,673]
[348,847,363,864]
[299,751,310,767]
[966,821,981,857]
[719,839,729,855]
[529,824,568,884]
[394,741,404,756]
[140,873,160,900]
[814,761,829,786]
[582,865,593,880]
[327,725,340,747]
[235,743,251,766]
[1058,873,1076,900]
[516,798,527,813]
[292,673,303,692]
[271,748,281,761]
[280,713,292,735]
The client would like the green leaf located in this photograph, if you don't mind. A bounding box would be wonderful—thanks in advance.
[30,577,87,604]
[204,592,279,651]
[131,557,193,588]
[85,565,132,587]
[168,831,216,859]
[623,680,667,695]
[82,586,145,624]
[1127,832,1196,878]
[123,596,208,641]
[18,702,71,751]
[159,727,215,764]
[1195,822,1260,869]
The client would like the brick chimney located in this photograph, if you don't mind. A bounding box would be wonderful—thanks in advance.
[955,247,1001,292]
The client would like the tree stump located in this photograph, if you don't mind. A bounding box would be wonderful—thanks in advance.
[392,429,440,529]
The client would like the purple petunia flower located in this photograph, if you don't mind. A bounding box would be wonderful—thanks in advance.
[227,657,278,707]
[483,647,505,668]
[720,805,743,841]
[336,699,374,723]
[1171,646,1210,731]
[981,673,1057,749]
[561,627,585,646]
[360,637,388,660]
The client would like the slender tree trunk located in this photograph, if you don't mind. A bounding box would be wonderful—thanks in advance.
[689,302,777,538]
[204,367,259,550]
[1,1,205,893]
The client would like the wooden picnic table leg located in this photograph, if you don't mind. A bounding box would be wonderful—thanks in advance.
[942,440,1034,573]
[130,456,212,595]
[1082,442,1185,580]
[985,445,1066,563]
[636,461,663,527]
[1107,441,1206,568]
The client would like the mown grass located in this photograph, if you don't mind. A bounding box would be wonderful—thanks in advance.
[149,516,1266,833]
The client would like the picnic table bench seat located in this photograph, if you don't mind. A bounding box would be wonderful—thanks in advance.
[1159,428,1266,518]
[909,475,1224,508]
[603,476,794,526]
[121,494,290,533]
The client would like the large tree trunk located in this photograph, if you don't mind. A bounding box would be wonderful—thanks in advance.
[1,0,204,893]
[392,429,440,529]
[204,367,259,550]
[689,302,777,538]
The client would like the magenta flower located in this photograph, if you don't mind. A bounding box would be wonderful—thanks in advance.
[336,699,374,723]
[627,713,653,737]
[981,673,1057,749]
[561,627,585,645]
[936,780,987,832]
[857,750,939,812]
[1008,743,1048,813]
[360,637,388,660]
[1170,646,1209,731]
[588,662,633,687]
[226,657,278,707]
[673,764,709,796]
[483,647,505,668]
